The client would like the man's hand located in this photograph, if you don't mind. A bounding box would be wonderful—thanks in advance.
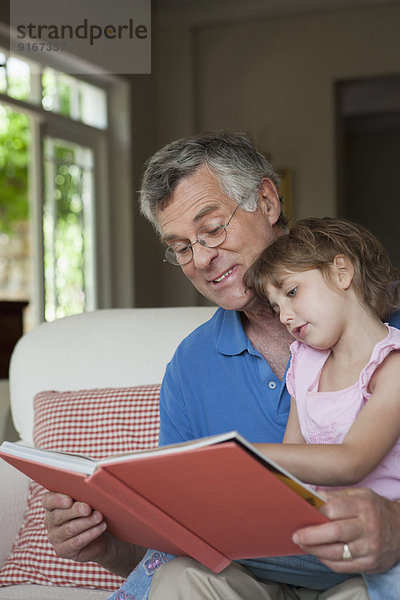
[43,492,108,563]
[293,488,400,574]
[43,491,146,577]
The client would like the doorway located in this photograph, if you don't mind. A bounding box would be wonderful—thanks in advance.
[336,75,400,266]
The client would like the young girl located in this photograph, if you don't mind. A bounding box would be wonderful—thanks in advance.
[241,216,400,599]
[108,217,400,600]
[246,216,400,503]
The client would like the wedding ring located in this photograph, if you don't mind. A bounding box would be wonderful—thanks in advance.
[342,543,353,560]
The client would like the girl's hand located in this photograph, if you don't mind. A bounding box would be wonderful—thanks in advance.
[292,488,400,574]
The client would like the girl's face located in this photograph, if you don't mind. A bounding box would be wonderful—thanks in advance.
[264,267,349,349]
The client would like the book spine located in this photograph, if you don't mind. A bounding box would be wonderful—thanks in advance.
[89,468,230,573]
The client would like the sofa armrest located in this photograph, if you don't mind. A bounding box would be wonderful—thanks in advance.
[0,458,30,566]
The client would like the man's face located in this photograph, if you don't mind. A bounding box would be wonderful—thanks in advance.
[157,165,280,312]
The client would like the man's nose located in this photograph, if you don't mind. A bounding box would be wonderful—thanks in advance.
[192,241,219,269]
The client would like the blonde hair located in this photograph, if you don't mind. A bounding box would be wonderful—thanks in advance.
[245,217,400,321]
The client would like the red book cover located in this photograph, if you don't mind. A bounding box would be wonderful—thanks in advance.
[0,432,328,572]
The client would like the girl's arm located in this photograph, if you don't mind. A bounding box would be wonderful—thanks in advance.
[282,397,306,444]
[255,351,400,487]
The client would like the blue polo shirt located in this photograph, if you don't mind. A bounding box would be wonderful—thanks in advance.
[159,308,400,448]
[159,308,290,446]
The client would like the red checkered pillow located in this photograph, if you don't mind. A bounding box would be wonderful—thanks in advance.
[0,385,161,590]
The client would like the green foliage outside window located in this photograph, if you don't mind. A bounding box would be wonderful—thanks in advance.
[0,106,29,234]
[43,139,93,321]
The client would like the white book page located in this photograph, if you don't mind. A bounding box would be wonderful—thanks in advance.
[0,441,97,475]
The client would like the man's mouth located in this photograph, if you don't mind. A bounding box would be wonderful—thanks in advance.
[212,267,234,284]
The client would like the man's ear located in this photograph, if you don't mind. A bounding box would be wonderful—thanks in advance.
[332,254,354,290]
[258,178,281,226]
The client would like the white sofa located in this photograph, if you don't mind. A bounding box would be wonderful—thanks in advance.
[0,306,216,600]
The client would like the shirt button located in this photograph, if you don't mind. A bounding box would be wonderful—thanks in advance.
[268,381,277,390]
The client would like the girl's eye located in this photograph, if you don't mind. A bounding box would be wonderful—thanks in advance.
[287,287,297,297]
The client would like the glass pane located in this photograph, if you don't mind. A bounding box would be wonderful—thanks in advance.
[58,77,72,117]
[7,56,31,101]
[42,67,57,112]
[0,104,33,330]
[79,81,108,129]
[42,67,76,117]
[43,137,95,321]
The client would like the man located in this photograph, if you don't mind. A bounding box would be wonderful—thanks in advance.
[44,131,400,599]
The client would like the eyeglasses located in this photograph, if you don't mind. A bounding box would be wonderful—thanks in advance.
[163,205,240,266]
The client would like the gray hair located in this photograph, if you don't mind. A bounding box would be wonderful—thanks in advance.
[139,131,287,233]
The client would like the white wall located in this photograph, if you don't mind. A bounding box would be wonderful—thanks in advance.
[151,5,400,224]
[130,4,400,306]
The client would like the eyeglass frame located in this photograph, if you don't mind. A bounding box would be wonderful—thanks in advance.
[162,204,240,266]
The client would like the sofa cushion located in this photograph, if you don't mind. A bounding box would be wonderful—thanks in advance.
[0,385,161,590]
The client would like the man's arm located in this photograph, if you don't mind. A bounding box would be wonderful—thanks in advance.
[293,488,400,574]
[43,492,146,577]
[42,361,188,575]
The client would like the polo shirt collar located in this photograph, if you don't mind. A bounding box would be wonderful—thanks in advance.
[216,309,253,356]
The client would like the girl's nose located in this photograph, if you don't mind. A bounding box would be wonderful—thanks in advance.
[279,305,293,326]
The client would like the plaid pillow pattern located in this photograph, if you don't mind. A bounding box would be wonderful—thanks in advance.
[0,385,161,590]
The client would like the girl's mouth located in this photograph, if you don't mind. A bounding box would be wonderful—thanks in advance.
[293,323,308,338]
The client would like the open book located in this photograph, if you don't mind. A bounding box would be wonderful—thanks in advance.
[0,432,327,573]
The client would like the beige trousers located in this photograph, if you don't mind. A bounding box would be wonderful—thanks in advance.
[149,558,369,600]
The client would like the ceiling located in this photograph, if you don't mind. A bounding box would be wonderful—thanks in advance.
[153,0,400,27]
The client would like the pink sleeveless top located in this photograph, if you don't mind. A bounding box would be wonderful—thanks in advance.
[286,325,400,500]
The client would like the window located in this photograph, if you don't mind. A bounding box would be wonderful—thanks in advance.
[0,44,131,329]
